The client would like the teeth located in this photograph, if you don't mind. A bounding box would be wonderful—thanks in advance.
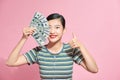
[50,35,56,38]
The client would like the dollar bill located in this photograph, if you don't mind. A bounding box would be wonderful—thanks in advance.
[30,12,50,46]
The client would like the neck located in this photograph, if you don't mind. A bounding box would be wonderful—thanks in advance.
[47,41,63,53]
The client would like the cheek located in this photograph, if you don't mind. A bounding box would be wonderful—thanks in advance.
[57,29,63,34]
[58,31,64,37]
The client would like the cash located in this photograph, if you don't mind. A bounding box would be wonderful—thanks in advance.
[30,12,50,46]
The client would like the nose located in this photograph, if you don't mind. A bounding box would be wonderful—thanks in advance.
[50,28,55,34]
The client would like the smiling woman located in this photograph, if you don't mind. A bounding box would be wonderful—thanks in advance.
[1,0,120,80]
[6,13,98,80]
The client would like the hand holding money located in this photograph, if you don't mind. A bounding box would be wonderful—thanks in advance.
[22,27,35,39]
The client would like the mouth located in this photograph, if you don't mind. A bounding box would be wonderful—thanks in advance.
[49,35,57,39]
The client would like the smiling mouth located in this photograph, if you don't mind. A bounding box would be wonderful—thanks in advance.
[49,35,57,39]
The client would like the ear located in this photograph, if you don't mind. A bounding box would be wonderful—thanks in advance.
[63,28,66,34]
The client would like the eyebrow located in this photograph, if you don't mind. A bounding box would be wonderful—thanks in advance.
[49,24,61,27]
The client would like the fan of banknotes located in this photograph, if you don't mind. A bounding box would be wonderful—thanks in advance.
[30,12,50,46]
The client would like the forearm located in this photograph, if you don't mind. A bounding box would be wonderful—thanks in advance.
[6,37,27,65]
[79,43,98,73]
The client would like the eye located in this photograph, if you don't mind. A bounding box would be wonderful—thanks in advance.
[49,26,52,29]
[55,25,61,29]
[56,26,60,29]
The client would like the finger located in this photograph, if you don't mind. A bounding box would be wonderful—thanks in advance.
[68,41,75,48]
[68,41,73,47]
[30,27,36,30]
[72,32,77,39]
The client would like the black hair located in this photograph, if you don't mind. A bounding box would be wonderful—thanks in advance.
[47,13,65,29]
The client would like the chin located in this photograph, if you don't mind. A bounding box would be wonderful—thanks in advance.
[49,40,58,43]
[49,39,60,43]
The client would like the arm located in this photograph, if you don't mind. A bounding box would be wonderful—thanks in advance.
[6,27,35,67]
[78,43,98,73]
[69,33,98,73]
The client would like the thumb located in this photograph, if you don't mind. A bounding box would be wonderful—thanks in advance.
[72,33,77,39]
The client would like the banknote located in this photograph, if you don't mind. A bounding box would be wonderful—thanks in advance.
[30,12,50,46]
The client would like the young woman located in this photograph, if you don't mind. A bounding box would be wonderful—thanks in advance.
[6,13,98,80]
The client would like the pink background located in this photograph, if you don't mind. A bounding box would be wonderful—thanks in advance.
[0,0,120,80]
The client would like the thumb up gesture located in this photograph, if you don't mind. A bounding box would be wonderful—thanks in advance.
[68,33,81,48]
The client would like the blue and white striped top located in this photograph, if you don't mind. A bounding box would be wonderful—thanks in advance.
[24,43,83,80]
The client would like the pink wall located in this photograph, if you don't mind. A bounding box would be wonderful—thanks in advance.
[0,0,120,80]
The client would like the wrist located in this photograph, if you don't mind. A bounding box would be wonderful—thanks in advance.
[22,34,28,39]
[21,36,28,41]
[78,42,85,49]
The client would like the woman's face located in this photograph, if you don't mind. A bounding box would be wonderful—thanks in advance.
[48,19,65,43]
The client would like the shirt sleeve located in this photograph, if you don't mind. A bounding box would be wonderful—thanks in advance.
[64,43,84,65]
[23,49,37,65]
[72,48,84,65]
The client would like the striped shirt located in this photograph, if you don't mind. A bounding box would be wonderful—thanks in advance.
[24,43,83,80]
